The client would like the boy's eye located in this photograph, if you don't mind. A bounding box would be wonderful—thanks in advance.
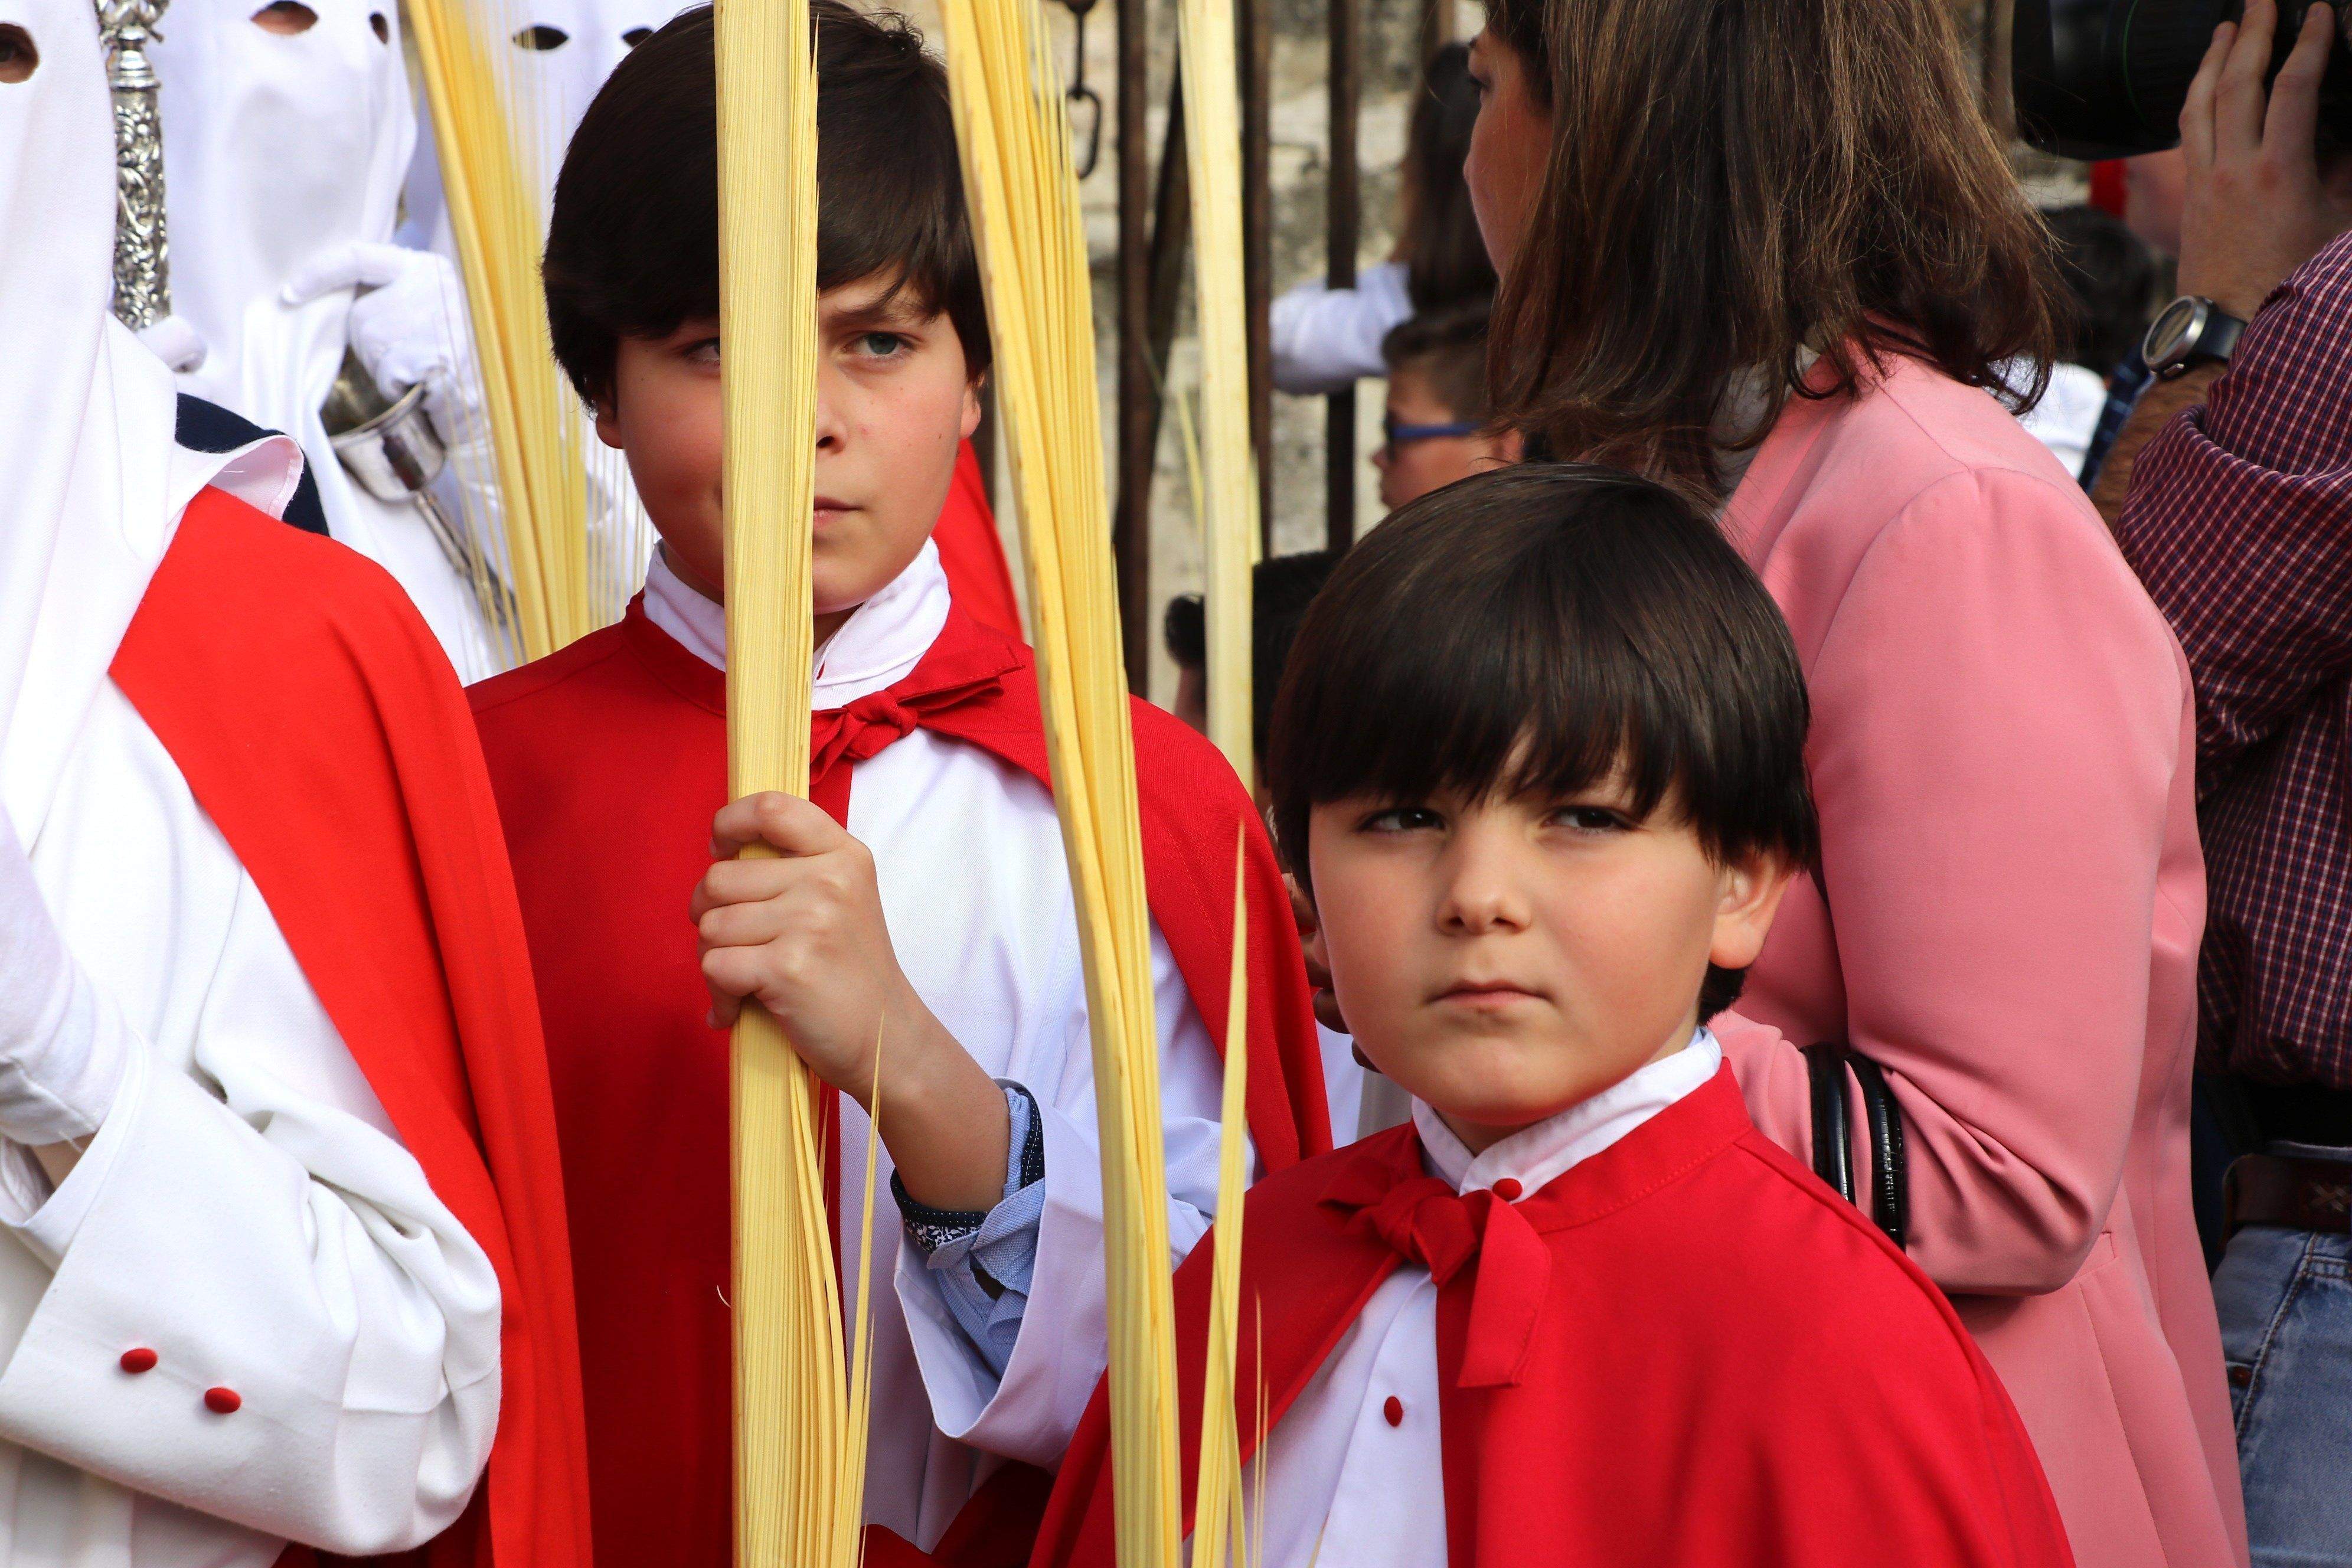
[683,337,721,364]
[1549,806,1626,834]
[855,331,909,358]
[1361,805,1443,834]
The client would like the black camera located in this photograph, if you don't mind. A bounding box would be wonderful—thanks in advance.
[2014,0,2352,159]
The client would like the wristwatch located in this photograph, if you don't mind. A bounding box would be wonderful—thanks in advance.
[2142,296,2247,380]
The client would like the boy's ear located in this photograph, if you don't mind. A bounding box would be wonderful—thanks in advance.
[1708,848,1795,974]
[592,390,624,452]
[959,372,985,443]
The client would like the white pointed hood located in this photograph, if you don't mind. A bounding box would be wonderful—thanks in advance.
[507,0,687,174]
[152,0,413,446]
[0,0,179,848]
[0,0,304,849]
[401,0,690,248]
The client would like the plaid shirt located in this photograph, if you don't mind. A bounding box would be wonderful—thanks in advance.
[2116,232,2352,1089]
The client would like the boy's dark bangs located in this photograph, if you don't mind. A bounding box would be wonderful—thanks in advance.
[1268,465,1818,882]
[1283,521,1687,831]
[809,1,987,369]
[544,1,988,401]
[812,162,981,361]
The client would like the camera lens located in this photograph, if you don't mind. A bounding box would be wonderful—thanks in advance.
[2015,0,2351,159]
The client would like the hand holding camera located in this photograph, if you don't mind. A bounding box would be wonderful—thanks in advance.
[2178,0,2352,318]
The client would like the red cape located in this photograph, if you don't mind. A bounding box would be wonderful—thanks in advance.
[469,596,1327,1568]
[1032,1069,2076,1568]
[109,488,592,1568]
[933,440,1023,642]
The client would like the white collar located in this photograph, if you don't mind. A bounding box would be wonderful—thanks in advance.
[1413,1029,1723,1198]
[641,540,954,712]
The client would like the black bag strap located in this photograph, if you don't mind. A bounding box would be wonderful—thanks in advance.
[1848,1052,1909,1250]
[1804,1041,1907,1249]
[1804,1043,1855,1206]
[1794,867,1908,1247]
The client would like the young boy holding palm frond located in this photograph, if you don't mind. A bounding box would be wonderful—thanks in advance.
[466,7,1328,1563]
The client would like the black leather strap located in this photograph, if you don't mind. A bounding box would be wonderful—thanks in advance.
[1849,1053,1909,1250]
[1804,1043,1854,1206]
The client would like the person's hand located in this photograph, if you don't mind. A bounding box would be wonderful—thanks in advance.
[282,240,486,445]
[2177,0,2352,319]
[693,793,1012,1211]
[693,793,930,1109]
[1288,873,1348,1034]
[134,313,208,374]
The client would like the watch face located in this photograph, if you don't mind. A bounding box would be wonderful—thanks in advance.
[2145,296,2204,368]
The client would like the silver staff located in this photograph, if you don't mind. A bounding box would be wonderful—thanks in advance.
[97,0,170,328]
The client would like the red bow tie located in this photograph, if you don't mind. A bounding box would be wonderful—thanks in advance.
[806,669,1003,819]
[1324,1163,1555,1388]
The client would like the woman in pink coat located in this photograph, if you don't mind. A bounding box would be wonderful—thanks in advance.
[1462,2,2245,1565]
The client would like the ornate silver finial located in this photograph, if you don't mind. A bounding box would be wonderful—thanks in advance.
[97,0,170,328]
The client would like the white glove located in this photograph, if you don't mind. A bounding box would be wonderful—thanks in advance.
[0,813,131,1146]
[283,240,487,447]
[135,313,209,374]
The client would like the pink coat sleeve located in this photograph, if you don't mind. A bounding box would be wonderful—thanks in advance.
[1721,467,2193,1296]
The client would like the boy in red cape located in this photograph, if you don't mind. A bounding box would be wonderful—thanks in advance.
[0,1,587,1561]
[1032,467,2076,1567]
[471,8,1325,1564]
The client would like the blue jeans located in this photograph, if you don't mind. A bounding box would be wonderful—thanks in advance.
[2214,1208,2352,1567]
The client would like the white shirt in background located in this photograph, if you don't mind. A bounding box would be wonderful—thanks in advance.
[1270,261,1414,395]
[2000,359,2111,481]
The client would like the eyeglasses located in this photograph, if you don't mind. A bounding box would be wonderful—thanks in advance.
[1379,414,1483,455]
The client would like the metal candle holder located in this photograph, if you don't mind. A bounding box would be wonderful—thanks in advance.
[97,0,170,328]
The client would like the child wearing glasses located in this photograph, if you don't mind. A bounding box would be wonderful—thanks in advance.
[1373,301,1521,511]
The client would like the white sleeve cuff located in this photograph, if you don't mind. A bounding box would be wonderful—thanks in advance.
[0,927,139,1150]
[0,1041,149,1258]
[896,1096,1115,1466]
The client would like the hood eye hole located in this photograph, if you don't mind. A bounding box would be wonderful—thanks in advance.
[370,11,388,41]
[250,1,319,33]
[514,23,568,49]
[0,24,37,83]
[622,25,651,45]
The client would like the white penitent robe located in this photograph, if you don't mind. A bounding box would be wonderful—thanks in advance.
[0,3,505,1555]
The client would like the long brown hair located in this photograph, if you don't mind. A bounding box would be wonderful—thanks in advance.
[1484,0,2059,504]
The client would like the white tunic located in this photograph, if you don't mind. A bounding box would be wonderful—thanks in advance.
[1234,1034,1720,1568]
[642,546,1250,1551]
